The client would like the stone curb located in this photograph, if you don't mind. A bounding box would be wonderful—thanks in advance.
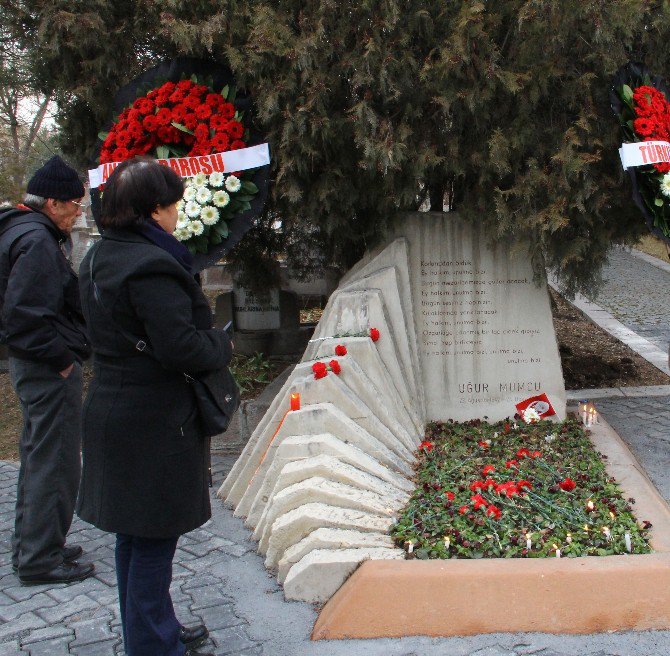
[548,279,670,377]
[567,386,670,400]
[630,248,670,275]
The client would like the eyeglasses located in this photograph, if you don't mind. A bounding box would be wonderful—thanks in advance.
[69,199,90,208]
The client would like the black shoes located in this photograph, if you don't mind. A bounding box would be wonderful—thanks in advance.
[13,543,84,574]
[180,624,209,648]
[19,561,95,585]
[62,544,83,562]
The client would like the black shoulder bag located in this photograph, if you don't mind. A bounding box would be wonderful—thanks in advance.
[88,241,240,438]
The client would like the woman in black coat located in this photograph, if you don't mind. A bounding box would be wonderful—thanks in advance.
[78,158,231,656]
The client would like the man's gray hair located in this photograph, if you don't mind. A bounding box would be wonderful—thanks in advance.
[23,193,47,209]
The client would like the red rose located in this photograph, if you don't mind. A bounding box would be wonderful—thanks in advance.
[481,465,495,476]
[559,478,576,492]
[211,133,231,151]
[195,104,213,120]
[419,440,434,452]
[156,107,173,126]
[335,344,347,356]
[369,327,380,341]
[458,505,469,514]
[230,140,247,150]
[329,359,341,374]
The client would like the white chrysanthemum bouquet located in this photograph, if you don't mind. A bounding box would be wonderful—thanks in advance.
[174,171,258,253]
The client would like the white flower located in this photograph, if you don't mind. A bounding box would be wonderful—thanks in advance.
[661,173,670,198]
[212,190,230,208]
[225,175,241,192]
[173,228,190,241]
[195,186,212,204]
[192,173,208,188]
[185,201,201,218]
[189,220,204,236]
[200,205,218,225]
[176,215,189,229]
[522,408,541,424]
[209,172,224,187]
[183,186,197,202]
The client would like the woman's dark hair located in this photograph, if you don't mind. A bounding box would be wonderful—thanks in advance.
[99,157,184,228]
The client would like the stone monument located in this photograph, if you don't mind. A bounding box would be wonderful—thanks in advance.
[219,212,566,603]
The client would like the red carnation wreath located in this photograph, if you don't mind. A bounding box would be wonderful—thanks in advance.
[98,77,260,255]
[99,78,247,163]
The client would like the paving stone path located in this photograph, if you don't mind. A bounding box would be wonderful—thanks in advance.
[588,248,670,352]
[0,441,669,656]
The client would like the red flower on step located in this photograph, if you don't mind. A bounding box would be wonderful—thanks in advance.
[459,505,469,514]
[335,344,347,356]
[419,440,434,452]
[506,460,519,469]
[471,494,487,510]
[517,448,531,459]
[329,359,341,375]
[369,327,380,342]
[486,505,502,520]
[312,362,328,379]
[482,465,496,477]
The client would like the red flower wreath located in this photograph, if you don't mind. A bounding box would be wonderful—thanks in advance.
[99,78,245,165]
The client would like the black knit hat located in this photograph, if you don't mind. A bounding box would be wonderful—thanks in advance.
[27,155,85,201]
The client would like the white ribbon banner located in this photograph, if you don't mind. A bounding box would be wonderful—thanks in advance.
[88,142,270,187]
[619,140,670,170]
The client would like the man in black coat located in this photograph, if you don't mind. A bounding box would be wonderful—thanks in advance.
[0,155,95,584]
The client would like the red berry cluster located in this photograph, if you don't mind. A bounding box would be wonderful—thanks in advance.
[100,79,247,164]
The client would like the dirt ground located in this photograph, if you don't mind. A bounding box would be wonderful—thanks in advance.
[1,289,668,461]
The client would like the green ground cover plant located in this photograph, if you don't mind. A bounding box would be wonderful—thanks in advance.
[392,418,652,560]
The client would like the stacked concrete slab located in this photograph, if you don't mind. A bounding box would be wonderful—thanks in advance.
[219,212,566,604]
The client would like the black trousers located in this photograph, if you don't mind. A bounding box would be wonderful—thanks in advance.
[9,358,82,575]
[116,533,185,656]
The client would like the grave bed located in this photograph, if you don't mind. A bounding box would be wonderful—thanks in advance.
[313,410,670,639]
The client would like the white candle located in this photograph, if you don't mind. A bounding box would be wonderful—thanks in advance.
[603,527,611,540]
[566,533,572,544]
[556,549,561,558]
[580,402,588,424]
[525,533,532,550]
[444,537,450,549]
[408,541,414,554]
[625,532,632,553]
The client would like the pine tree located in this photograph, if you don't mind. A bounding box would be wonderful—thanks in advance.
[17,0,670,293]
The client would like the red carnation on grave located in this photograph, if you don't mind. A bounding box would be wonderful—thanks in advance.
[419,440,434,452]
[531,450,542,459]
[183,95,201,110]
[445,491,455,501]
[176,79,193,91]
[210,114,229,131]
[226,120,244,139]
[194,123,210,141]
[517,480,533,491]
[469,480,484,492]
[369,327,380,342]
[142,115,159,132]
[481,465,495,477]
[230,139,247,150]
[517,448,531,459]
[506,459,519,469]
[634,117,656,138]
[335,344,347,356]
[312,362,328,379]
[169,89,187,104]
[183,113,198,131]
[471,494,487,510]
[112,147,130,160]
[478,440,489,449]
[115,132,131,147]
[329,359,341,375]
[458,505,469,515]
[206,93,224,108]
[211,133,231,151]
[486,505,502,520]
[559,478,577,492]
[156,108,173,126]
[220,102,235,119]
